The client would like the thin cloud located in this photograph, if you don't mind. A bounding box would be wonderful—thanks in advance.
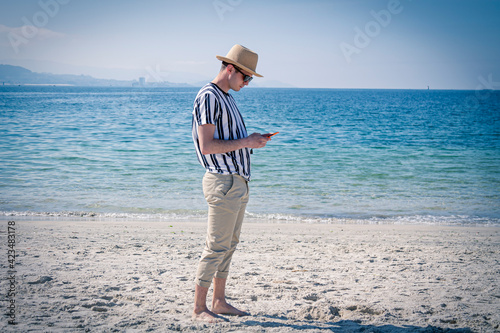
[0,24,67,54]
[0,24,66,40]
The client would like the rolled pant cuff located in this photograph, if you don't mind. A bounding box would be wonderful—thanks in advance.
[195,278,212,289]
[215,271,229,279]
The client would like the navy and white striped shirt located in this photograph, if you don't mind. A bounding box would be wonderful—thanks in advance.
[192,83,252,181]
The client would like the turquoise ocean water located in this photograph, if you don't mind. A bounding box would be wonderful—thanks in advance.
[1,86,499,225]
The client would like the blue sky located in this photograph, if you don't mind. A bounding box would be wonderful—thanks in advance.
[1,0,499,89]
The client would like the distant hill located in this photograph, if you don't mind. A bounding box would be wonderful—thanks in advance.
[0,64,294,88]
[0,64,33,78]
[0,64,189,87]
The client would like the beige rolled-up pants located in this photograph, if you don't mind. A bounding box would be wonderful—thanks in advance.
[195,172,249,289]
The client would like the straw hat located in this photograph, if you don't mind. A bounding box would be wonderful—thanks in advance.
[216,44,263,77]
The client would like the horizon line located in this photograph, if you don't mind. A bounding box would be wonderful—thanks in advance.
[0,83,496,92]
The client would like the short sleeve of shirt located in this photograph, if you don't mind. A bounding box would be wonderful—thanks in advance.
[194,91,220,126]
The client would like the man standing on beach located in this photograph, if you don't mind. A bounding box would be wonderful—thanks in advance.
[191,44,270,322]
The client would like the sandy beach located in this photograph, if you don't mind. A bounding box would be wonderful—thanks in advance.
[1,219,499,332]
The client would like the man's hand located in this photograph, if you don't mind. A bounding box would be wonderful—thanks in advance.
[245,133,270,149]
[245,133,271,148]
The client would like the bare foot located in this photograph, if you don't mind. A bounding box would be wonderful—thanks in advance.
[192,309,228,323]
[212,300,249,316]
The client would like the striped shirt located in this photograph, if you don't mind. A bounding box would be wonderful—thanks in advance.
[192,83,252,181]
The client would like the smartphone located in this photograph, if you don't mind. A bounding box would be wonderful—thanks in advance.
[264,132,279,138]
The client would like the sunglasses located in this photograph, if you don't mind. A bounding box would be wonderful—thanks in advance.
[233,65,253,83]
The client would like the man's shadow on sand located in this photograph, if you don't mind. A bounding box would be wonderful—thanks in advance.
[241,315,473,332]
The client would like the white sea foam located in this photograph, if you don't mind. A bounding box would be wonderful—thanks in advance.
[2,210,498,226]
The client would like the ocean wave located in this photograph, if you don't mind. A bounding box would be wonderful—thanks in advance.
[1,210,498,226]
[244,212,500,226]
[0,210,207,221]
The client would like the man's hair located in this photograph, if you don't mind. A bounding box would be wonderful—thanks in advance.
[220,61,229,71]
